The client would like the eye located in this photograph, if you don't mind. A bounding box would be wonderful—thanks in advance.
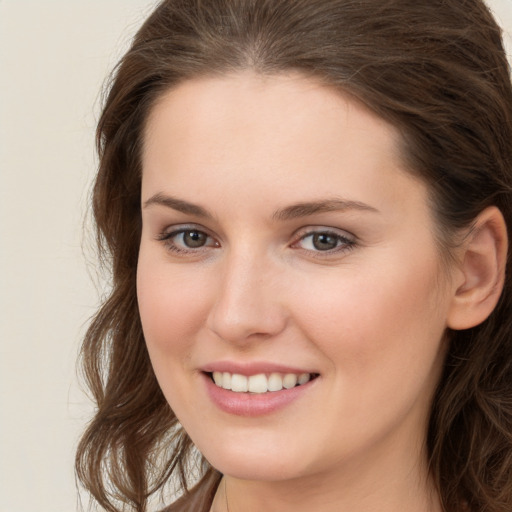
[157,227,219,254]
[177,230,209,248]
[293,229,355,253]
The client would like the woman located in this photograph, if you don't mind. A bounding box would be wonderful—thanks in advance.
[76,1,512,511]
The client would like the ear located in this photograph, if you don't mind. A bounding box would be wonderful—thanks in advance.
[447,206,508,330]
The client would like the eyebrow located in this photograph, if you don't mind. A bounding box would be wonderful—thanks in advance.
[272,198,379,221]
[143,193,379,220]
[143,193,214,218]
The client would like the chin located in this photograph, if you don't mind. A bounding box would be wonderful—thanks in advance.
[195,434,314,482]
[208,456,306,482]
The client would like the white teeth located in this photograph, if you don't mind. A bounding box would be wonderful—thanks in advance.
[248,373,268,393]
[298,373,311,385]
[268,372,283,392]
[283,373,298,389]
[222,372,232,390]
[231,373,248,392]
[211,371,314,394]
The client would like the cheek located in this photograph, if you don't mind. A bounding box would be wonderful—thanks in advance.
[287,252,448,384]
[136,254,217,419]
[282,256,449,451]
[136,255,212,357]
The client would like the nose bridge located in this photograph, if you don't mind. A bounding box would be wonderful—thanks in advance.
[207,244,286,343]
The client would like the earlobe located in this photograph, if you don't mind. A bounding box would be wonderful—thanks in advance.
[447,206,508,330]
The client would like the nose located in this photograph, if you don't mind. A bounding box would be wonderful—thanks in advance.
[206,249,288,344]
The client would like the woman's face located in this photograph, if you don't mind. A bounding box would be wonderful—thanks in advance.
[138,72,456,484]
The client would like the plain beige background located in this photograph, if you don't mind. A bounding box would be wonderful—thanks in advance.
[0,1,511,511]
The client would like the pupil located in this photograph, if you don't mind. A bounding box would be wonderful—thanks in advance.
[312,233,338,251]
[184,230,206,248]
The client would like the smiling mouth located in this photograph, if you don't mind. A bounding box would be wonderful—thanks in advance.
[207,371,319,394]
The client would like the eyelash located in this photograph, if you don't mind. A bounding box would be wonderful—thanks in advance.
[157,226,218,254]
[156,226,356,257]
[292,229,356,256]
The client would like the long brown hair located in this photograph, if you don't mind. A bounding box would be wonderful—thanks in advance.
[76,1,512,511]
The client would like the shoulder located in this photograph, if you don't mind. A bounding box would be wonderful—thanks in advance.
[160,469,222,512]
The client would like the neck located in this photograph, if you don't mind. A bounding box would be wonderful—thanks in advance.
[214,470,441,512]
[211,439,442,512]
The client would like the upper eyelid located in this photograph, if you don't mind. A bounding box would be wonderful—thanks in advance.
[292,225,356,241]
[158,224,354,236]
[291,226,357,253]
[158,223,214,238]
[156,225,218,248]
[157,227,219,254]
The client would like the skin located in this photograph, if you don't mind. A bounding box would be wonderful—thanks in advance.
[137,72,461,512]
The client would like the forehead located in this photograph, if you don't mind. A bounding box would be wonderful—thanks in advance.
[141,71,428,221]
[144,71,401,161]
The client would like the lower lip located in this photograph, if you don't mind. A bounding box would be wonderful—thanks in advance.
[202,373,317,417]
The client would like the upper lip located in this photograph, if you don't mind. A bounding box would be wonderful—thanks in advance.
[200,361,318,376]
